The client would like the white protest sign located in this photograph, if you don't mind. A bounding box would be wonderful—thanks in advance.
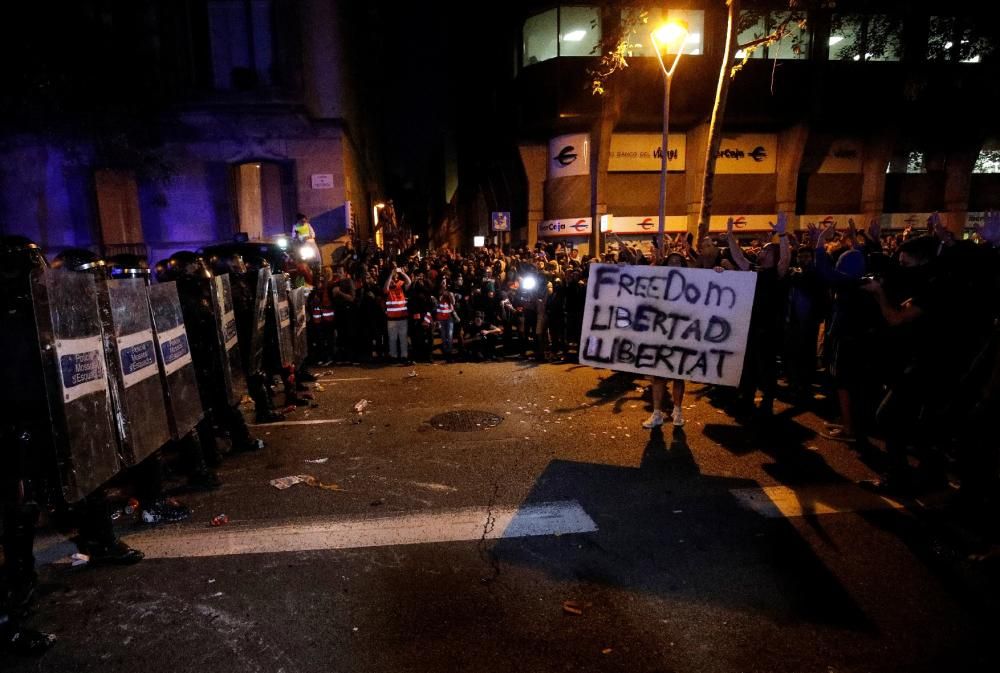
[580,264,757,386]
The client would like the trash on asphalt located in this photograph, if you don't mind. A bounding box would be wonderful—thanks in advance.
[300,475,345,492]
[407,369,417,378]
[353,399,370,414]
[70,553,90,567]
[210,514,229,527]
[601,647,613,655]
[562,600,587,616]
[270,475,309,490]
[305,457,329,464]
[314,383,326,392]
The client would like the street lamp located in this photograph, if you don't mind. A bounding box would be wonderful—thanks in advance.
[650,19,689,258]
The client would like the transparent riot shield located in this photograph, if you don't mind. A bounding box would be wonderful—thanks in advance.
[211,274,248,407]
[247,268,270,375]
[106,278,172,465]
[148,282,204,439]
[30,268,121,503]
[269,272,295,367]
[289,286,310,368]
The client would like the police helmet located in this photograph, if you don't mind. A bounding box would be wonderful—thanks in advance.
[51,248,104,273]
[106,254,151,281]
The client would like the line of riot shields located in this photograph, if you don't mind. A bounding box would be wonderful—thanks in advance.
[7,246,313,507]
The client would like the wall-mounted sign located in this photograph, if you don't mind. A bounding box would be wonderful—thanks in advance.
[708,214,777,232]
[815,139,864,174]
[881,212,932,231]
[715,134,777,174]
[311,174,334,189]
[799,214,865,229]
[548,134,590,179]
[491,211,511,232]
[538,217,592,237]
[609,215,688,235]
[609,134,687,172]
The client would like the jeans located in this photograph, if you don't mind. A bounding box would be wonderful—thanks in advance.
[387,319,408,359]
[438,320,454,354]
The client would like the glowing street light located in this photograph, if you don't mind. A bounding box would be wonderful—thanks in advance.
[650,19,689,258]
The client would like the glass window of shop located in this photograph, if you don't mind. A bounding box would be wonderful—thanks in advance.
[735,11,808,60]
[623,8,704,57]
[523,6,602,66]
[828,14,901,62]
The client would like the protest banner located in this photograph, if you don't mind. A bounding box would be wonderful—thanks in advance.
[580,264,757,386]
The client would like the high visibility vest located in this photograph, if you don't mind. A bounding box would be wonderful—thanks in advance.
[385,287,408,320]
[311,305,335,324]
[294,222,314,240]
[435,301,453,321]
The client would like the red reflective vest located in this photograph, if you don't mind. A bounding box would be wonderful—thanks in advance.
[435,300,453,322]
[385,286,408,320]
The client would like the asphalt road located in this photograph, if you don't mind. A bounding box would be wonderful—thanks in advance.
[11,360,1000,673]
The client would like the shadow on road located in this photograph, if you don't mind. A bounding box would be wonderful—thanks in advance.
[492,425,875,630]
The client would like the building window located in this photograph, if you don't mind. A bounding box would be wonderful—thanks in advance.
[207,0,274,90]
[624,8,705,57]
[828,14,901,62]
[523,6,602,66]
[888,151,926,174]
[559,6,601,57]
[735,11,808,60]
[974,148,1000,174]
[524,9,558,65]
[927,16,991,63]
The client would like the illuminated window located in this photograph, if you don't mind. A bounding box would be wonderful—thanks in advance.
[624,8,704,57]
[886,150,926,174]
[524,9,558,65]
[828,14,901,62]
[735,11,808,60]
[523,6,602,66]
[559,6,601,57]
[974,148,1000,174]
[927,16,991,62]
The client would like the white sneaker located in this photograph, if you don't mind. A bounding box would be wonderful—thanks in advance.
[672,406,685,427]
[642,411,665,429]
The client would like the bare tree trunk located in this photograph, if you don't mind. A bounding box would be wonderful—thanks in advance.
[696,0,740,243]
[590,88,624,256]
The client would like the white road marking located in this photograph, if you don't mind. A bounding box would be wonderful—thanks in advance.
[248,418,346,428]
[730,484,906,519]
[114,500,597,559]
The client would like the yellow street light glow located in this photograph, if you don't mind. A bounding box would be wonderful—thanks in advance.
[651,20,688,48]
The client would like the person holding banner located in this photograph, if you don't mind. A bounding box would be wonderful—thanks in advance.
[642,250,693,429]
[726,214,791,419]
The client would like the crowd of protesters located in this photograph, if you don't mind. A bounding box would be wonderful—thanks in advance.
[304,212,1000,501]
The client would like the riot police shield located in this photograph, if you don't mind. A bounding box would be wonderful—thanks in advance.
[30,268,121,503]
[106,278,172,465]
[269,272,295,367]
[247,268,270,375]
[211,273,248,406]
[148,282,204,439]
[289,286,310,368]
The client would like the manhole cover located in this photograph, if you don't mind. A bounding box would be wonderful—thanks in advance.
[428,410,503,432]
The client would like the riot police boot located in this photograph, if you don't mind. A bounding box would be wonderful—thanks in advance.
[84,539,145,566]
[141,497,192,524]
[0,621,56,656]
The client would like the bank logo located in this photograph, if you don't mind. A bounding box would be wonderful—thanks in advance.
[818,216,836,228]
[749,146,768,162]
[639,217,655,230]
[732,216,748,229]
[554,145,578,167]
[570,219,589,232]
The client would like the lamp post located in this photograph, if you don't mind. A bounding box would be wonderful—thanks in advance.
[651,20,689,259]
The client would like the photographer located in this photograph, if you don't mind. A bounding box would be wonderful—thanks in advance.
[383,265,412,364]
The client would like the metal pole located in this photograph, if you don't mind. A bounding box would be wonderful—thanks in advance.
[658,74,671,259]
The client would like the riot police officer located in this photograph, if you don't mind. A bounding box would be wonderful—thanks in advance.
[1,236,58,654]
[165,251,263,456]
